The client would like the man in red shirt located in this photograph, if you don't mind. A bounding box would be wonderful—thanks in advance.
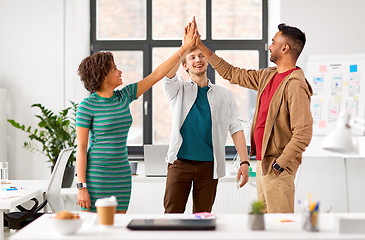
[196,22,313,213]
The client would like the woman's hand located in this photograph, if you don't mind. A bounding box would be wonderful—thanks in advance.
[182,16,198,50]
[77,188,91,211]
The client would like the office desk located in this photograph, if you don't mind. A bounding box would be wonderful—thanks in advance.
[0,180,48,240]
[10,212,365,240]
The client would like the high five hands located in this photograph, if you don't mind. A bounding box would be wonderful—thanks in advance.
[182,16,206,50]
[181,17,198,51]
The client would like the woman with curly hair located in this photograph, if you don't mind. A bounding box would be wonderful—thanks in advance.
[75,19,197,213]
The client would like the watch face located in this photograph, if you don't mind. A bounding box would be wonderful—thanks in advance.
[273,163,280,170]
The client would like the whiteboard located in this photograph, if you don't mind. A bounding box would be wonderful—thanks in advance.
[305,54,365,135]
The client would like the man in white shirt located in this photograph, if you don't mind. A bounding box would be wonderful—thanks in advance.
[163,46,250,213]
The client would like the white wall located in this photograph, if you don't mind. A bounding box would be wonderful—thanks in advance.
[0,0,89,180]
[279,0,365,70]
[271,0,365,156]
[1,0,365,179]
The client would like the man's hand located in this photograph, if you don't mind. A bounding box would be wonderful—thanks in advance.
[193,17,202,47]
[237,164,249,188]
[182,17,197,50]
[272,168,282,177]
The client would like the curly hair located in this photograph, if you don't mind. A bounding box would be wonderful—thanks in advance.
[78,51,115,93]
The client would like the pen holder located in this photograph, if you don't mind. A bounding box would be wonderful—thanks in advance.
[302,210,319,232]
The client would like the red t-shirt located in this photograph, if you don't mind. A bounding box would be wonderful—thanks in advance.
[254,68,299,160]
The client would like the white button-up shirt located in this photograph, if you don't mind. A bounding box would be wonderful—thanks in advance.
[163,75,243,179]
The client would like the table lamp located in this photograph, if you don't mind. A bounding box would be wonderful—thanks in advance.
[322,111,364,154]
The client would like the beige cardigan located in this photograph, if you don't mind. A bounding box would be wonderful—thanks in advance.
[209,53,313,176]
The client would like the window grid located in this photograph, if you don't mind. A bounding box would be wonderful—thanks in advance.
[90,0,268,156]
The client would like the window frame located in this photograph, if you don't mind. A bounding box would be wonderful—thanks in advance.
[90,0,268,158]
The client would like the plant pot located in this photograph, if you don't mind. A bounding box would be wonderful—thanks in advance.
[248,214,265,231]
[51,165,75,188]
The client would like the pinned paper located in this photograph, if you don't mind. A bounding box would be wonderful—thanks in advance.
[318,120,327,128]
[319,65,327,73]
[334,95,342,103]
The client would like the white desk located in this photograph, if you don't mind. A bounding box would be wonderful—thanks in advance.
[0,180,48,240]
[10,212,365,240]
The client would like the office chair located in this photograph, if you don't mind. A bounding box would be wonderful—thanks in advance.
[3,147,74,229]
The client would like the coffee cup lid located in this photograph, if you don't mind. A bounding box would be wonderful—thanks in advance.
[95,196,117,207]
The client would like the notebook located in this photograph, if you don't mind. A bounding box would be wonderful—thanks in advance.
[126,218,216,230]
[143,145,169,177]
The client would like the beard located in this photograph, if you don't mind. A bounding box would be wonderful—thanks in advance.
[269,54,276,63]
[270,52,279,64]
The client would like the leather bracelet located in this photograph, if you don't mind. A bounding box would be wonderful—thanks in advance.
[240,161,250,167]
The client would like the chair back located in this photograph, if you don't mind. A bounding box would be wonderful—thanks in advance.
[44,147,74,212]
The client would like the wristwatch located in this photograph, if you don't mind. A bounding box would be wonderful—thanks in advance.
[272,162,284,172]
[76,182,87,189]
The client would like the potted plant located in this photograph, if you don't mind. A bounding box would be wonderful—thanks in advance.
[7,101,78,188]
[248,200,266,230]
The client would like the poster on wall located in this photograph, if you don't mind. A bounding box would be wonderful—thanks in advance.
[305,54,365,136]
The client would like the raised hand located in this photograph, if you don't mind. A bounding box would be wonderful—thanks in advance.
[193,17,202,47]
[182,16,197,50]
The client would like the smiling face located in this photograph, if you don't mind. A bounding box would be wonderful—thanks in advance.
[103,63,123,89]
[183,48,208,77]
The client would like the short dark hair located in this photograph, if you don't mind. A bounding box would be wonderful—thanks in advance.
[278,23,306,59]
[77,51,115,93]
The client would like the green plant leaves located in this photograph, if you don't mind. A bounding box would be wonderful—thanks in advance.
[250,200,266,214]
[7,101,79,167]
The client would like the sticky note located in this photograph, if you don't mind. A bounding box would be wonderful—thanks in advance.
[350,65,358,73]
[334,95,342,103]
[319,120,326,128]
[319,65,327,73]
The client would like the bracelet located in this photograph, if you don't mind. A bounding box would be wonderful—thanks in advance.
[240,161,250,167]
[178,49,182,58]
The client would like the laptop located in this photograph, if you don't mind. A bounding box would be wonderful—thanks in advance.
[127,218,216,230]
[143,145,169,177]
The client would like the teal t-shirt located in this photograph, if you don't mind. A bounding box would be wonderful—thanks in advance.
[177,85,213,161]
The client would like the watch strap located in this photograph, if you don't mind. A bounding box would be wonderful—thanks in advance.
[273,162,284,172]
[77,182,87,189]
[240,161,250,167]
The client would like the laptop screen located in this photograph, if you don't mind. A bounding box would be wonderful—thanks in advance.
[143,145,169,177]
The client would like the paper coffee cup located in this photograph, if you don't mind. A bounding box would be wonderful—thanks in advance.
[95,196,117,226]
[130,161,138,175]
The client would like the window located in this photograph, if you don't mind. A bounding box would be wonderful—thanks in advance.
[91,0,268,155]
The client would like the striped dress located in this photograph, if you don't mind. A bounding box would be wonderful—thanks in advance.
[76,83,137,212]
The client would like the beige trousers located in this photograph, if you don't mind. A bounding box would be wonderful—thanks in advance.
[256,161,296,213]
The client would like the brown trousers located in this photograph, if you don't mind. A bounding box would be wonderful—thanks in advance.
[256,160,296,213]
[164,159,218,213]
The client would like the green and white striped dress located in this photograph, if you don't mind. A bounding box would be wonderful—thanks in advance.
[76,83,137,212]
